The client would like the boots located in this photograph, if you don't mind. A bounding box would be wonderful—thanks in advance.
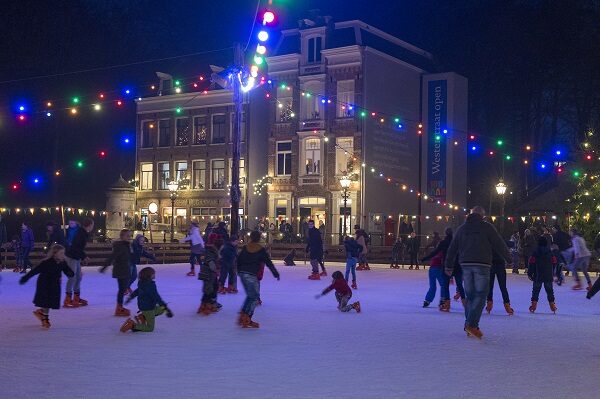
[423,300,430,308]
[120,318,135,333]
[218,285,227,294]
[41,315,51,329]
[364,263,371,270]
[573,282,583,290]
[504,302,514,315]
[63,293,78,308]
[186,270,196,277]
[74,293,88,306]
[356,263,365,271]
[549,302,557,313]
[352,301,361,313]
[308,273,320,280]
[227,286,238,294]
[240,313,259,328]
[351,281,357,289]
[587,282,593,291]
[33,309,45,321]
[529,300,538,313]
[464,325,483,339]
[486,300,493,314]
[439,299,451,312]
[115,305,131,317]
[319,270,327,277]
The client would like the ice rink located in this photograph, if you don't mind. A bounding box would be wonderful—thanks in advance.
[1,262,599,399]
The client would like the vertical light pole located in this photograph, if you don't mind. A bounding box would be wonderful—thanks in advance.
[495,179,507,235]
[340,175,352,241]
[230,44,243,236]
[167,181,179,242]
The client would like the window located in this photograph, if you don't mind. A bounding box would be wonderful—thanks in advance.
[304,138,321,175]
[191,207,218,217]
[277,86,293,122]
[276,141,292,176]
[140,163,153,190]
[336,80,355,117]
[158,162,170,190]
[158,119,171,147]
[211,159,225,189]
[230,113,246,141]
[175,161,188,185]
[301,81,323,120]
[141,121,155,148]
[176,118,190,146]
[229,158,246,186]
[307,36,322,63]
[212,114,226,144]
[192,160,206,189]
[335,138,354,175]
[193,116,207,145]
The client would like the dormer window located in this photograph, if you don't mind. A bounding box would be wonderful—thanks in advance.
[307,36,322,63]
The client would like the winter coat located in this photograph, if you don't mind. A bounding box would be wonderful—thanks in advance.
[572,235,591,258]
[103,240,133,279]
[21,227,34,248]
[552,230,571,251]
[47,225,67,249]
[66,228,89,260]
[407,237,420,255]
[132,240,156,265]
[130,280,166,311]
[237,242,279,279]
[181,227,205,254]
[66,226,79,247]
[356,233,368,255]
[522,235,537,257]
[445,213,511,271]
[20,258,74,309]
[219,241,237,267]
[344,239,363,259]
[422,235,452,267]
[528,247,556,283]
[322,278,352,297]
[306,227,324,259]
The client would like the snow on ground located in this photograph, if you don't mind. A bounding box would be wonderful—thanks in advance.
[1,262,599,399]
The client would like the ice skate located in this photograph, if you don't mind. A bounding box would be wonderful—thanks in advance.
[351,281,357,289]
[240,314,259,328]
[549,302,557,313]
[63,293,79,308]
[114,305,131,317]
[218,285,227,294]
[422,300,430,308]
[33,309,44,321]
[186,270,195,277]
[198,303,212,315]
[504,303,514,315]
[464,325,483,339]
[572,282,582,290]
[41,316,51,329]
[453,292,461,301]
[227,286,238,294]
[529,300,538,313]
[308,273,320,280]
[414,265,419,270]
[74,294,88,306]
[319,271,327,277]
[356,263,365,271]
[439,299,451,312]
[120,318,135,333]
[352,301,361,313]
[486,300,493,314]
[408,265,413,270]
[364,263,371,270]
[587,282,593,291]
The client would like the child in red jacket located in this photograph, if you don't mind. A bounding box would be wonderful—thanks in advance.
[315,271,361,312]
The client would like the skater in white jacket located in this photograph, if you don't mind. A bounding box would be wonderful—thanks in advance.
[181,222,205,277]
[569,228,592,291]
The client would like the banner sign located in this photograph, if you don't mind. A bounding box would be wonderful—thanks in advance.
[427,80,447,201]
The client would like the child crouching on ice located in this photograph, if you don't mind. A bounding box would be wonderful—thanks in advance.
[19,244,74,329]
[315,271,361,313]
[120,267,173,332]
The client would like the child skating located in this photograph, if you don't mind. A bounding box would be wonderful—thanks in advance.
[100,229,134,317]
[120,267,173,333]
[129,234,156,294]
[218,234,239,294]
[197,233,222,315]
[528,237,558,313]
[19,244,74,329]
[315,271,361,313]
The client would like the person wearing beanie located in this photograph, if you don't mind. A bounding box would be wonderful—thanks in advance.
[527,237,558,313]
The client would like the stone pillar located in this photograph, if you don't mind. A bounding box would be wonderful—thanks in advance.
[105,175,135,239]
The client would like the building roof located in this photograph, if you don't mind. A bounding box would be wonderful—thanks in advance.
[108,175,134,191]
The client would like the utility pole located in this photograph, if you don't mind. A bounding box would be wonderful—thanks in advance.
[230,43,243,236]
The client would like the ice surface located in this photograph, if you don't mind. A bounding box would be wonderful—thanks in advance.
[1,263,599,399]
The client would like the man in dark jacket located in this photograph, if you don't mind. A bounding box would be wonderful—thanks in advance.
[445,206,511,339]
[306,220,325,280]
[64,218,94,308]
[551,224,571,285]
[237,230,279,328]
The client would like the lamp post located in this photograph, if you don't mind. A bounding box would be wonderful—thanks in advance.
[167,181,179,242]
[148,202,158,244]
[495,180,507,235]
[340,175,352,241]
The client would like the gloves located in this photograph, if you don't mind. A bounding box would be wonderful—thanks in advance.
[164,306,174,318]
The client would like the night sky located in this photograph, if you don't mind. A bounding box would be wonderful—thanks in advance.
[1,0,598,213]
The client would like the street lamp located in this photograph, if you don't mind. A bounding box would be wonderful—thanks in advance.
[340,175,352,241]
[495,180,507,235]
[167,181,179,241]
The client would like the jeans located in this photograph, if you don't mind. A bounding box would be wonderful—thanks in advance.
[117,278,129,305]
[571,256,591,284]
[461,265,491,329]
[310,258,320,274]
[532,281,555,302]
[487,265,510,303]
[130,263,138,287]
[240,273,260,317]
[345,257,357,282]
[425,267,450,302]
[202,272,218,304]
[21,246,33,269]
[335,292,354,312]
[189,253,203,270]
[65,257,82,294]
[133,306,166,332]
[219,261,237,288]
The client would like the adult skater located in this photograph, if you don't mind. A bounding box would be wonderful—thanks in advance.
[407,232,420,270]
[64,218,94,308]
[551,224,571,285]
[20,222,35,273]
[180,221,205,277]
[355,226,370,270]
[445,206,511,339]
[421,227,453,311]
[486,251,514,315]
[569,228,592,291]
[306,220,325,280]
